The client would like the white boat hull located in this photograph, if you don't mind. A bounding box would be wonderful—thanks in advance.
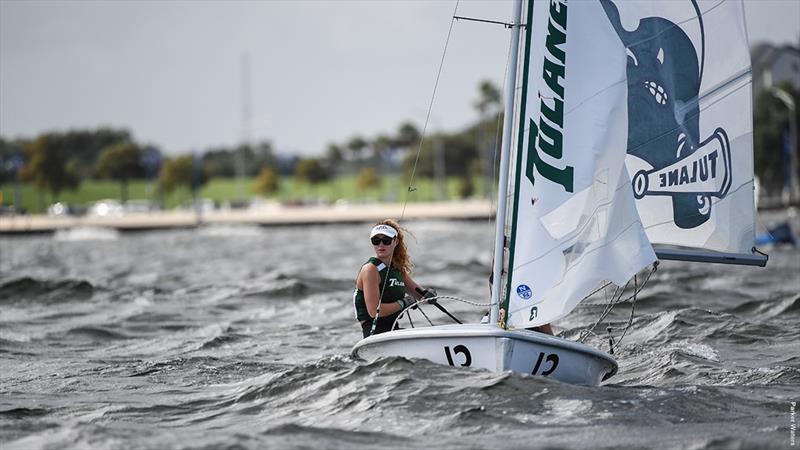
[351,324,617,386]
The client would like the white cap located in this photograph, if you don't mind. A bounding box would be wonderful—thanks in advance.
[370,224,398,239]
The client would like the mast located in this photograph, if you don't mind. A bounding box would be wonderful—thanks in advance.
[490,0,524,325]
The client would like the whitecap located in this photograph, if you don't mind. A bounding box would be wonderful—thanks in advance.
[53,226,120,241]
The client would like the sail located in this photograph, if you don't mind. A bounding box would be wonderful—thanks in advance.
[503,0,657,328]
[608,0,756,256]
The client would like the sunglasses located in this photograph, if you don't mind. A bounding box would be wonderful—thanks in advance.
[371,236,394,246]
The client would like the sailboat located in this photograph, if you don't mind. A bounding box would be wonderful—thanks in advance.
[352,0,766,386]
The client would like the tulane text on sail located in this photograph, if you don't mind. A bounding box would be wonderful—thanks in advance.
[526,0,574,193]
[659,150,718,188]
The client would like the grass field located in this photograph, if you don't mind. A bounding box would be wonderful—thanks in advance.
[1,175,494,214]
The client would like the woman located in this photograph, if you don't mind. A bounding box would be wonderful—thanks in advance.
[353,219,434,338]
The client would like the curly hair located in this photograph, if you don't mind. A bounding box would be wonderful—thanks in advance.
[378,218,413,276]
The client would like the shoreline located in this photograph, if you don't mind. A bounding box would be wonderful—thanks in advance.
[0,200,496,235]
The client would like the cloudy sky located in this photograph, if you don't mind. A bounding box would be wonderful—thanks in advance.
[1,0,798,156]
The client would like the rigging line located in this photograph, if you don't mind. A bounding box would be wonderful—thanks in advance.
[612,273,641,353]
[454,15,516,28]
[369,256,398,336]
[369,225,406,336]
[417,306,435,327]
[400,0,461,221]
[580,264,657,344]
[579,280,629,343]
[390,295,497,330]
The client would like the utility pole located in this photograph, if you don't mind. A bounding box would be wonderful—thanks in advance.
[238,52,251,201]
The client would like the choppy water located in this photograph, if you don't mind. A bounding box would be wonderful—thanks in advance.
[1,212,798,449]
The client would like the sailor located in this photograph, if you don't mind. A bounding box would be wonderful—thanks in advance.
[353,219,436,338]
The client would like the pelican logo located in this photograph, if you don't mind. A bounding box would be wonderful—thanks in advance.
[600,0,731,229]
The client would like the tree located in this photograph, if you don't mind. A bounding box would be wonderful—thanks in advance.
[473,79,501,115]
[97,142,144,202]
[357,167,380,190]
[347,135,368,167]
[473,79,502,198]
[324,143,344,168]
[201,140,276,178]
[371,134,393,166]
[254,167,280,196]
[158,155,206,195]
[293,158,329,185]
[20,133,81,207]
[395,122,421,149]
[457,175,475,199]
[402,131,479,179]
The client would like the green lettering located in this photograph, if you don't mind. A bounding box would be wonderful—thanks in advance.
[545,19,566,64]
[542,57,565,99]
[540,94,563,128]
[549,0,567,29]
[538,117,563,159]
[525,119,574,193]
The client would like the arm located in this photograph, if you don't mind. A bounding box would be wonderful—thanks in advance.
[359,264,407,318]
[403,274,424,299]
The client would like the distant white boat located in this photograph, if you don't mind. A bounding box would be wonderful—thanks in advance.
[353,0,766,386]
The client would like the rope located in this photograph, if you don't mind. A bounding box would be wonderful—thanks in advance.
[577,263,657,344]
[370,1,461,333]
[417,307,435,327]
[611,274,638,353]
[400,0,460,220]
[390,295,498,330]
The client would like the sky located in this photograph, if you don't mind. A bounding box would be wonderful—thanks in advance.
[1,0,799,156]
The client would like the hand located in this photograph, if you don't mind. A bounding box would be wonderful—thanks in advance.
[422,288,438,304]
[399,296,418,311]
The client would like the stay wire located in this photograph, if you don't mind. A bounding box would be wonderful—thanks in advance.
[400,0,460,220]
[611,274,638,353]
[578,264,657,344]
[372,1,460,333]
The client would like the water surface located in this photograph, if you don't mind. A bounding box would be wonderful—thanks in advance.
[1,214,798,449]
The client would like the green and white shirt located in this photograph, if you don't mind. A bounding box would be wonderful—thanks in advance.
[353,257,406,322]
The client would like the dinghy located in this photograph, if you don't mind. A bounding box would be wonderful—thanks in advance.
[353,0,766,386]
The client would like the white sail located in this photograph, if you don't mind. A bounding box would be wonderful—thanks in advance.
[609,0,756,255]
[503,0,657,329]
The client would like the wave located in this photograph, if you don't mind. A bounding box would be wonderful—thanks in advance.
[260,423,405,446]
[240,276,353,299]
[53,226,119,241]
[0,408,50,419]
[63,326,133,341]
[725,293,800,318]
[0,277,96,304]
